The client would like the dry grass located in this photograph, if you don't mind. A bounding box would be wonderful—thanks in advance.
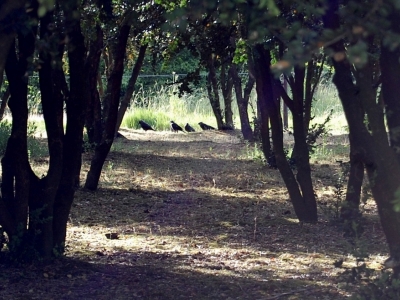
[0,129,388,299]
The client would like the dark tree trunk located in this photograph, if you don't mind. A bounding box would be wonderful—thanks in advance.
[85,25,104,145]
[324,0,400,276]
[253,44,317,223]
[115,43,147,136]
[231,64,254,141]
[291,66,318,221]
[340,44,380,226]
[1,6,37,255]
[84,24,130,191]
[0,0,26,89]
[220,63,234,128]
[282,78,288,129]
[206,55,224,129]
[53,4,88,253]
[340,134,364,224]
[29,11,65,258]
[381,26,400,162]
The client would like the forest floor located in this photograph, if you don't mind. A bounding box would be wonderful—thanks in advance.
[1,128,389,299]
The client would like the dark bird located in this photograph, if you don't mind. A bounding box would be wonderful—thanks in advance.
[170,121,184,133]
[185,123,195,132]
[198,122,215,130]
[138,120,155,131]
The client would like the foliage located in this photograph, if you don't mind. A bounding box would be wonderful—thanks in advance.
[307,110,333,154]
[0,121,12,156]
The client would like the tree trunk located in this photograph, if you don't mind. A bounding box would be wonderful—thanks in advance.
[53,4,88,253]
[381,24,400,162]
[206,55,224,129]
[220,63,234,128]
[231,64,254,141]
[340,134,364,227]
[253,44,317,223]
[0,0,26,90]
[84,24,130,191]
[85,25,104,145]
[324,0,400,276]
[114,43,147,136]
[27,11,66,258]
[1,28,35,256]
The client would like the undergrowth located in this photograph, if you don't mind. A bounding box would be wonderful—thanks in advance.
[0,120,47,158]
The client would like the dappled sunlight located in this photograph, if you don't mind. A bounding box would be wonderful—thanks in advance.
[20,126,386,299]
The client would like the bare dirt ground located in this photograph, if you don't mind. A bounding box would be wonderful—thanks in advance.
[1,129,388,299]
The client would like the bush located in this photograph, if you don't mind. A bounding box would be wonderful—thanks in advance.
[0,120,48,158]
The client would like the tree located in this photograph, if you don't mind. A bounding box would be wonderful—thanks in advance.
[252,44,318,222]
[84,2,165,190]
[323,0,400,276]
[0,0,88,259]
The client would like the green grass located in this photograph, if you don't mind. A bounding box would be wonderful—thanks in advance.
[122,84,227,131]
[0,120,48,159]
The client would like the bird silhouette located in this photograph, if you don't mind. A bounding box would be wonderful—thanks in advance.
[185,123,195,132]
[198,122,215,130]
[170,121,184,133]
[138,120,155,131]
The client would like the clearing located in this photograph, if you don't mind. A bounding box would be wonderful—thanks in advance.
[1,129,387,299]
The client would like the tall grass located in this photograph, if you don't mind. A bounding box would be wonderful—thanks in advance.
[311,83,347,133]
[122,79,346,133]
[122,82,244,131]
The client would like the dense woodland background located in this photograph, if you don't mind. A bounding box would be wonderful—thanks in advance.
[1,0,400,298]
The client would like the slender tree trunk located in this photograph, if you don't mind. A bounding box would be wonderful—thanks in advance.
[220,63,234,128]
[115,44,147,136]
[85,25,103,145]
[253,44,317,222]
[84,24,130,191]
[291,66,318,220]
[340,134,364,225]
[231,64,254,140]
[282,78,288,129]
[206,55,224,129]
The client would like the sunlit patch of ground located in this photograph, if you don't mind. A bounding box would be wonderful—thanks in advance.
[1,128,388,299]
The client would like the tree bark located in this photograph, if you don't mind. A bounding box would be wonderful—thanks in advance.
[27,10,65,258]
[85,25,104,145]
[220,62,234,128]
[114,43,147,136]
[253,44,317,223]
[324,0,400,276]
[84,24,130,191]
[53,2,88,253]
[206,55,224,129]
[0,0,26,90]
[231,64,254,141]
[291,66,318,221]
[1,23,35,256]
